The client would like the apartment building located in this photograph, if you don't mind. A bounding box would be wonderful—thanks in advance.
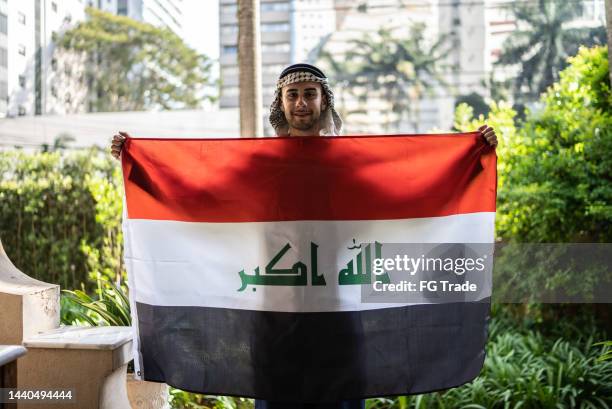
[3,0,87,117]
[1,0,186,118]
[319,0,607,133]
[0,1,7,115]
[218,0,337,110]
[99,0,184,37]
[440,0,606,110]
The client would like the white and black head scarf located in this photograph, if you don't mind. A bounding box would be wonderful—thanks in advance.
[269,63,343,136]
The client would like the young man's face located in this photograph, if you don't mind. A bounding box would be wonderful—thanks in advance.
[280,81,327,132]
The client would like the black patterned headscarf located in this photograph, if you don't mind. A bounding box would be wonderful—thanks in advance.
[269,63,343,136]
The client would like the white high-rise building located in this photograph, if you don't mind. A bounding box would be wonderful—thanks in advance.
[3,0,87,118]
[100,0,185,37]
[1,0,187,118]
[219,0,337,111]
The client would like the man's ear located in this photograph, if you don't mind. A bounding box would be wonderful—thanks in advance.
[321,94,328,111]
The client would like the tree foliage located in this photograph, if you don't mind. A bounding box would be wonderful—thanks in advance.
[59,7,215,112]
[319,23,450,131]
[454,92,490,119]
[458,46,611,243]
[497,0,606,101]
[0,150,123,290]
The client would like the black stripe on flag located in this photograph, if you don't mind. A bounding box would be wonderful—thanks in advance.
[136,300,489,402]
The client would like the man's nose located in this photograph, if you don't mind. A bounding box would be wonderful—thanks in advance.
[296,96,307,107]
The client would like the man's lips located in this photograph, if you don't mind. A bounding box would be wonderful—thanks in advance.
[293,112,311,117]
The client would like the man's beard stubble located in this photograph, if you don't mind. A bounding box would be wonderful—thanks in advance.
[289,114,319,131]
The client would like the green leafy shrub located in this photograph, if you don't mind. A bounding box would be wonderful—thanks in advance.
[62,277,131,326]
[367,318,612,409]
[454,46,612,308]
[455,46,612,243]
[0,149,123,289]
[596,341,612,362]
[169,392,251,409]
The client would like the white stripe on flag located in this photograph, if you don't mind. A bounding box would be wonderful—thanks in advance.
[124,212,494,312]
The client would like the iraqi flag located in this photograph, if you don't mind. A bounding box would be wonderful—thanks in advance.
[121,133,497,402]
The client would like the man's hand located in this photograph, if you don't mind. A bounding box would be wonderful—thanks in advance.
[111,131,129,160]
[478,125,498,148]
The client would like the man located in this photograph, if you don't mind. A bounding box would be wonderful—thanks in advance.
[110,63,497,408]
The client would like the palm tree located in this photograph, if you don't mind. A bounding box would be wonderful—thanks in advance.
[317,47,356,122]
[497,0,606,101]
[321,23,450,132]
[237,0,263,137]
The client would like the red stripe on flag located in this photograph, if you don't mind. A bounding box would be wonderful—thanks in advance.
[122,133,497,222]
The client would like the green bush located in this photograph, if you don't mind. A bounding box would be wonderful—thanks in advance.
[454,46,612,306]
[366,313,612,409]
[62,278,131,326]
[456,46,611,243]
[0,149,123,289]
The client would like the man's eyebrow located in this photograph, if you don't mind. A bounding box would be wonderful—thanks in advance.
[285,87,319,92]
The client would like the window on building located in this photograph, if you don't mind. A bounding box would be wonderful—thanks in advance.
[0,13,7,34]
[222,66,239,76]
[64,64,72,77]
[223,45,237,54]
[65,92,71,103]
[51,58,57,70]
[19,75,26,88]
[222,4,238,14]
[51,85,57,97]
[261,43,290,53]
[18,106,26,116]
[261,23,289,32]
[223,87,239,97]
[18,44,26,56]
[51,2,58,12]
[18,12,26,25]
[0,47,7,67]
[263,64,285,74]
[221,25,238,35]
[0,81,7,100]
[261,2,290,12]
[118,0,128,15]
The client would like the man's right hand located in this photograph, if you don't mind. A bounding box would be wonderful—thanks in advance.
[111,131,129,160]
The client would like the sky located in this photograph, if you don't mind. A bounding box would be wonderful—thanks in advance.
[182,0,220,60]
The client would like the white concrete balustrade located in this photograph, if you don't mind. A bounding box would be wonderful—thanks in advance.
[0,238,169,409]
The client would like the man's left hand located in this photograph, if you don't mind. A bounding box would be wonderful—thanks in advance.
[479,124,498,148]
